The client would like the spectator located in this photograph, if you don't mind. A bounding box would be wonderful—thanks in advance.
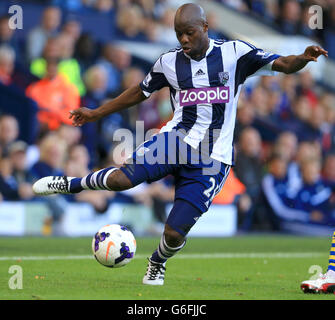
[83,65,109,104]
[277,74,298,119]
[26,6,62,62]
[304,104,326,144]
[30,133,67,179]
[9,141,33,182]
[297,71,318,108]
[261,151,290,229]
[57,33,86,96]
[235,126,264,199]
[97,43,132,95]
[61,20,82,42]
[251,83,282,142]
[274,131,302,200]
[283,95,312,140]
[115,5,148,42]
[0,141,34,201]
[57,124,82,149]
[320,93,335,152]
[30,34,86,96]
[30,36,61,78]
[0,114,19,156]
[323,153,335,184]
[26,58,80,132]
[73,33,98,74]
[0,45,15,85]
[0,156,20,201]
[294,157,335,225]
[29,133,69,233]
[0,15,20,59]
[81,64,109,165]
[275,131,298,163]
[261,151,311,229]
[8,141,34,200]
[278,0,301,35]
[234,127,264,229]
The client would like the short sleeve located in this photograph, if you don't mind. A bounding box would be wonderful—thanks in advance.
[234,40,281,86]
[140,56,170,97]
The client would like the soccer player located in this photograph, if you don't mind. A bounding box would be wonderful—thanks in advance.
[33,3,328,286]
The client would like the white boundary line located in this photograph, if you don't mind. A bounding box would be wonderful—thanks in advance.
[0,252,325,261]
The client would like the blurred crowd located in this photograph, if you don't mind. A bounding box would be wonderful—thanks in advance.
[0,0,335,233]
[219,0,335,59]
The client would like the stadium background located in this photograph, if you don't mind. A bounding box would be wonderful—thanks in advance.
[0,0,334,238]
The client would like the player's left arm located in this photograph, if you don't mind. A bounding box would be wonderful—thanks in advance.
[272,45,328,74]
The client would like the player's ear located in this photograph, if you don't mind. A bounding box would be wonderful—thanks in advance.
[203,21,209,33]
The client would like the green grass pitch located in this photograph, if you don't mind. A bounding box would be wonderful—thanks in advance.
[1,235,335,300]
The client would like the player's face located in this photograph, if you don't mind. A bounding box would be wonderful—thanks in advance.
[175,21,208,60]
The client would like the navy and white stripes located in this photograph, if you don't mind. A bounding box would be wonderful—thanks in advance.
[69,167,118,193]
[140,38,280,165]
[150,235,186,263]
[82,167,117,190]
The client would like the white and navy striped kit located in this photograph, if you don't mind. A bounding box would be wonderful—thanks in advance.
[140,38,280,165]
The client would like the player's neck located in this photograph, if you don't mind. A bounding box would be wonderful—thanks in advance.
[190,38,210,61]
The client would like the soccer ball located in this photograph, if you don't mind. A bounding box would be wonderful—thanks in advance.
[92,224,136,268]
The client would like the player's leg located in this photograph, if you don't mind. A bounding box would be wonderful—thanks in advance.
[32,166,134,195]
[33,132,176,196]
[143,199,202,285]
[143,161,231,286]
[301,231,335,293]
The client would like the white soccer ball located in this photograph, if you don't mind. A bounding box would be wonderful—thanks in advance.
[92,224,136,268]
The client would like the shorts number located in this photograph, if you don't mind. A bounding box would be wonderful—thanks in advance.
[203,177,220,202]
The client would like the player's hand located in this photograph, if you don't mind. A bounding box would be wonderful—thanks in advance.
[69,107,99,126]
[303,45,328,62]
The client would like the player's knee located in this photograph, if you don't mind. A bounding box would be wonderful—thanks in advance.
[164,224,185,248]
[106,170,133,191]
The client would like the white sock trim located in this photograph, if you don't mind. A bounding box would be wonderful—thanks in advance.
[81,175,88,190]
[102,168,118,190]
[162,235,186,251]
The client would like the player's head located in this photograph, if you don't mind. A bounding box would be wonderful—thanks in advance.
[174,3,209,60]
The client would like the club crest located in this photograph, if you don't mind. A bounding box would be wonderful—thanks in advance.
[218,72,229,85]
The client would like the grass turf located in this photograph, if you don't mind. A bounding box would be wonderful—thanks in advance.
[0,235,335,300]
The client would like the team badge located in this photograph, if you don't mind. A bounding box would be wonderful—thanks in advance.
[218,72,229,85]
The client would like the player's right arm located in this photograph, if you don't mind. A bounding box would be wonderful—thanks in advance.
[70,54,169,127]
[69,85,147,127]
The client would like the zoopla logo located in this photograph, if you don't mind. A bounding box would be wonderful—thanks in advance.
[8,5,23,30]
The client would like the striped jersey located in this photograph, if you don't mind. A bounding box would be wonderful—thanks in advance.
[140,38,280,165]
